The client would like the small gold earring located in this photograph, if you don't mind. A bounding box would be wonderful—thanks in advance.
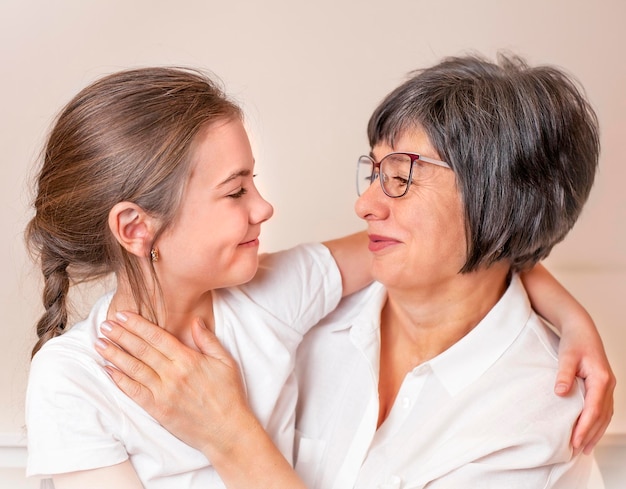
[150,248,159,262]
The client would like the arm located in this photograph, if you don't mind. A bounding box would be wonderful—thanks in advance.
[322,230,373,296]
[520,263,615,453]
[53,461,143,489]
[203,408,307,489]
[259,231,372,297]
[259,231,373,297]
[97,314,306,489]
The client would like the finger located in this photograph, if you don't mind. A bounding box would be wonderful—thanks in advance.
[191,318,231,362]
[573,408,609,456]
[571,407,599,453]
[580,424,603,455]
[115,311,189,358]
[554,350,577,396]
[103,365,157,410]
[570,375,613,450]
[96,336,161,386]
[100,319,170,370]
[582,418,611,455]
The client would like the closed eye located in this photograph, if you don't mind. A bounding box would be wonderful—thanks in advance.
[228,187,248,199]
[393,176,409,185]
[383,172,411,188]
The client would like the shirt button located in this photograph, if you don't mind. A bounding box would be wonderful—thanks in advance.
[400,397,410,409]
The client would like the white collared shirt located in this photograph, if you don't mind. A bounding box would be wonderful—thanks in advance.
[295,275,593,489]
[26,243,342,488]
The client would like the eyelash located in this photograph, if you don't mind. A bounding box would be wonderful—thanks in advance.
[228,187,248,199]
[227,175,257,199]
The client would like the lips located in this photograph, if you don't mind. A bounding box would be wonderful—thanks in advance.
[239,237,259,247]
[368,234,401,252]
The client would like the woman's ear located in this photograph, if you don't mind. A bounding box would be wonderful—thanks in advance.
[108,202,157,259]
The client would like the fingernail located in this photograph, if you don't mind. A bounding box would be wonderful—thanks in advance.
[115,311,128,322]
[100,321,113,333]
[555,383,568,395]
[95,339,108,350]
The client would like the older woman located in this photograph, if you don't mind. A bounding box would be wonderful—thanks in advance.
[293,54,602,488]
[98,54,614,488]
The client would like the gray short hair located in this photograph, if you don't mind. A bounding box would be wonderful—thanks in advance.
[367,53,600,272]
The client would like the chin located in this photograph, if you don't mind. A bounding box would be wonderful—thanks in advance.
[229,260,260,287]
[371,263,418,290]
[370,261,395,284]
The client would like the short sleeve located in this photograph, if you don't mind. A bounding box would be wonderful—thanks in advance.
[26,344,128,476]
[241,243,343,335]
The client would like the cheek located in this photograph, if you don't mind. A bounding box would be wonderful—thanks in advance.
[220,209,250,238]
[417,193,467,259]
[439,196,468,262]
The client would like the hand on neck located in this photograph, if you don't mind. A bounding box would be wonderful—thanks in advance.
[108,275,215,351]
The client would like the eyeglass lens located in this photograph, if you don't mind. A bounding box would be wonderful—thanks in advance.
[357,153,414,197]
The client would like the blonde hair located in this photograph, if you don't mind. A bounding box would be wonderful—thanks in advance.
[26,67,242,357]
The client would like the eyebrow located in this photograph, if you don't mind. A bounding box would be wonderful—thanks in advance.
[217,169,251,187]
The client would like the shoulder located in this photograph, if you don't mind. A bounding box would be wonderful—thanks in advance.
[525,310,561,360]
[27,293,114,406]
[30,292,112,369]
[224,242,341,309]
[311,282,385,330]
[29,334,101,385]
[27,336,111,422]
[255,243,336,282]
[477,310,585,431]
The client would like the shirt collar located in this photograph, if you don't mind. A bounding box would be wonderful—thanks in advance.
[338,275,532,397]
[330,281,387,336]
[428,274,531,396]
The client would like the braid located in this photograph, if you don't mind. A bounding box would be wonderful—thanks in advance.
[31,247,70,358]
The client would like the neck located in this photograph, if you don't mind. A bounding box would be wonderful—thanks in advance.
[108,274,214,351]
[376,262,510,427]
[381,262,510,365]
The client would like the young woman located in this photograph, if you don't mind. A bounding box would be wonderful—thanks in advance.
[25,67,369,488]
[26,65,613,489]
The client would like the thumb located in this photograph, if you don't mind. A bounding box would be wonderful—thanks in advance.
[555,351,577,396]
[191,318,228,360]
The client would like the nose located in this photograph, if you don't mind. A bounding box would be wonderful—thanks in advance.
[251,188,274,224]
[354,180,387,222]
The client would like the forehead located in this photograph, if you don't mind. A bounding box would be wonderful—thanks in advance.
[188,118,254,182]
[372,126,440,160]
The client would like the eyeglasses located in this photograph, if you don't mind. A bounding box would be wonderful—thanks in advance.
[356,152,451,198]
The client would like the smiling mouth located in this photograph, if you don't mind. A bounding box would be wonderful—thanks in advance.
[239,238,259,247]
[368,234,400,252]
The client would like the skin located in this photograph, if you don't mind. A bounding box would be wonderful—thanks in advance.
[357,129,512,425]
[54,118,276,489]
[94,128,615,487]
[107,119,274,346]
[362,129,615,442]
[51,118,372,489]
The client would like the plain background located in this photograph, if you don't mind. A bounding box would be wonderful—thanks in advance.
[1,0,624,486]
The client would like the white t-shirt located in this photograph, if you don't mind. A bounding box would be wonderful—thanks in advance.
[294,275,593,489]
[26,243,342,488]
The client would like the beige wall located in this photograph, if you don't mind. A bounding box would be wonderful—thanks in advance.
[2,0,624,451]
